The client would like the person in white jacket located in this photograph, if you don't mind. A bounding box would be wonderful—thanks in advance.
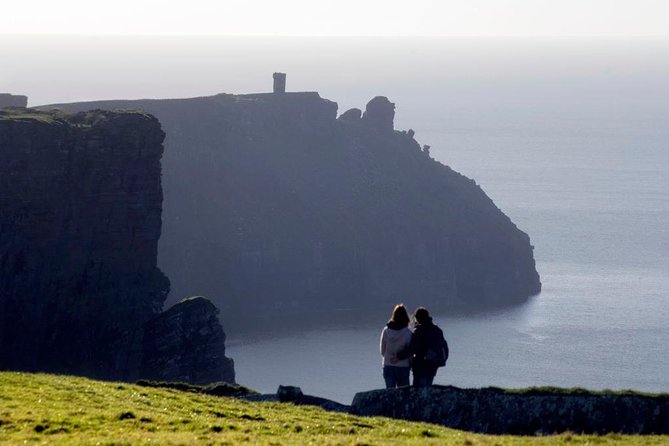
[379,304,412,388]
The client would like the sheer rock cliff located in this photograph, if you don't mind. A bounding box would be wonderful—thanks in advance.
[0,109,234,382]
[45,90,541,324]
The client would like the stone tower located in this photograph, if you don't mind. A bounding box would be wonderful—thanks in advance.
[273,72,286,93]
[0,94,28,109]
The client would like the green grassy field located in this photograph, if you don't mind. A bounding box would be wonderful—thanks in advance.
[0,372,666,445]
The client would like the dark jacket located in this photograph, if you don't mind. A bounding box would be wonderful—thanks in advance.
[397,319,448,372]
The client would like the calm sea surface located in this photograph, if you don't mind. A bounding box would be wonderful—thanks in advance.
[3,36,668,403]
[228,107,669,403]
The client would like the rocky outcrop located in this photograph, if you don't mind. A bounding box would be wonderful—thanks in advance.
[351,386,669,434]
[0,94,28,109]
[0,109,234,383]
[116,296,235,384]
[44,88,541,326]
[337,107,362,123]
[239,385,350,412]
[361,96,395,132]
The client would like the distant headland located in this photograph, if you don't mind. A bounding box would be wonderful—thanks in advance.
[39,72,541,325]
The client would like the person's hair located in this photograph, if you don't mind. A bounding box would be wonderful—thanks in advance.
[389,304,410,328]
[414,307,431,325]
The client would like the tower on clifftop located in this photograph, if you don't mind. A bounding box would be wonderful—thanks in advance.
[273,72,286,93]
[0,94,28,109]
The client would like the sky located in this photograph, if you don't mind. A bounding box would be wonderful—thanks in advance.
[2,0,669,36]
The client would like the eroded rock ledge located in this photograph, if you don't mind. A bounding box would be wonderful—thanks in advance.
[351,386,669,434]
[117,296,235,384]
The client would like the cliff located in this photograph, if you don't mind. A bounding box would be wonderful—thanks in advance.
[45,90,541,323]
[0,109,234,383]
[351,386,669,434]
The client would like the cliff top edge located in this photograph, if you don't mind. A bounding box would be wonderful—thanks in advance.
[0,108,157,126]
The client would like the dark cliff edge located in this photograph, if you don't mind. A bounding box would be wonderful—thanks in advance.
[44,90,541,326]
[351,386,669,434]
[0,108,234,383]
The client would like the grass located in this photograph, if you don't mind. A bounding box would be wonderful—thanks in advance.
[0,108,153,125]
[1,372,667,445]
[0,109,63,124]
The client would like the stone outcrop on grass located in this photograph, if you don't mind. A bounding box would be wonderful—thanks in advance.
[351,385,669,434]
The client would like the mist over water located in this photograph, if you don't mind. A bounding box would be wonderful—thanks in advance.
[4,36,668,403]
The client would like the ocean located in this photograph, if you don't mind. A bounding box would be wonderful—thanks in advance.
[227,103,669,403]
[2,36,668,403]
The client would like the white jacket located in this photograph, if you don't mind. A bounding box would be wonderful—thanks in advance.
[380,325,412,367]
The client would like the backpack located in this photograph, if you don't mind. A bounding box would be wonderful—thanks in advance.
[425,326,449,368]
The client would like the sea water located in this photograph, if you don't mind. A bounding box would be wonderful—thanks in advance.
[222,39,669,403]
[227,106,669,403]
[3,36,667,403]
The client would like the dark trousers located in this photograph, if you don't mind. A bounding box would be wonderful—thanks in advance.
[412,366,437,387]
[383,365,410,388]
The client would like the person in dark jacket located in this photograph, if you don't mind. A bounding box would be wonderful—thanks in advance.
[398,307,448,387]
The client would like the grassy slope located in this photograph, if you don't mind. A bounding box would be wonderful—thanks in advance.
[0,373,666,446]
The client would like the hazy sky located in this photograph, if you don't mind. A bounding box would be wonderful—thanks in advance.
[2,0,668,36]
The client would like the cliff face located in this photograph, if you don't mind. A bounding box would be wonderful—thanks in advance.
[0,109,168,376]
[46,91,541,323]
[0,109,234,383]
[351,386,669,434]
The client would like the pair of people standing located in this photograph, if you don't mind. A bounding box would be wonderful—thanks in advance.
[379,304,449,388]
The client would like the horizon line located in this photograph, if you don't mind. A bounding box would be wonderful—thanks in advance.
[2,33,669,39]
